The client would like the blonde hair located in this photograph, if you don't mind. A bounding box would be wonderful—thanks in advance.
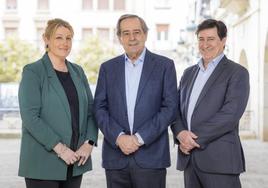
[43,18,74,51]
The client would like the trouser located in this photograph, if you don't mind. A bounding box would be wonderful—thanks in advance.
[105,156,166,188]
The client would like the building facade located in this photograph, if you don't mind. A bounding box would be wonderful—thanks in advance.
[0,0,187,55]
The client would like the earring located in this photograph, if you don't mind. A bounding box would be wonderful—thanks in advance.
[45,44,49,52]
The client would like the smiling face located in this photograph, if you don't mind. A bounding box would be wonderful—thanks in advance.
[118,17,147,61]
[44,26,72,60]
[197,27,226,65]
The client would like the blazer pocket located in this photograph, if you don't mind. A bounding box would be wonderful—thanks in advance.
[218,133,235,144]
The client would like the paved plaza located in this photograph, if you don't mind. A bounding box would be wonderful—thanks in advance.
[0,137,268,188]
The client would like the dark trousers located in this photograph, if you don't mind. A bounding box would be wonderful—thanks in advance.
[184,157,241,188]
[25,175,82,188]
[105,157,166,188]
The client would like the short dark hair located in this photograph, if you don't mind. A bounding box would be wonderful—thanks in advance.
[195,19,227,40]
[116,14,149,36]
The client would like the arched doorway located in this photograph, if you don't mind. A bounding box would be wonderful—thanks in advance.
[263,32,268,141]
[239,50,252,134]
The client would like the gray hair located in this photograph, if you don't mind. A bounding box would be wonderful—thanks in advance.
[116,14,149,36]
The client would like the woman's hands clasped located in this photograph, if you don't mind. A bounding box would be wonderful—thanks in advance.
[75,143,93,166]
[53,142,93,166]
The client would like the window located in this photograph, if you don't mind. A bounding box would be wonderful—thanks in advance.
[113,28,119,43]
[6,0,17,10]
[36,27,44,39]
[97,28,109,40]
[114,0,125,10]
[98,0,109,10]
[37,0,49,10]
[154,0,171,9]
[5,27,18,38]
[82,28,93,40]
[82,0,93,10]
[156,24,169,41]
[36,27,45,48]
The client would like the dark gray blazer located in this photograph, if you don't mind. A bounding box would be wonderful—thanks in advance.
[172,55,250,174]
[94,49,178,169]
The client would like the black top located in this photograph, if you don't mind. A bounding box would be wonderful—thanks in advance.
[55,69,79,151]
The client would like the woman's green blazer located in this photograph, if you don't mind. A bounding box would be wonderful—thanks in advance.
[18,53,98,180]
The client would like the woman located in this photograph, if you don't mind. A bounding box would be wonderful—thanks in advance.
[18,18,98,188]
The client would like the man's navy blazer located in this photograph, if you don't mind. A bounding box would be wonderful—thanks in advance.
[171,55,250,174]
[94,49,178,169]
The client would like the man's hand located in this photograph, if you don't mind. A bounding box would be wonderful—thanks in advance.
[75,143,93,166]
[116,135,140,155]
[177,130,200,155]
[131,135,141,147]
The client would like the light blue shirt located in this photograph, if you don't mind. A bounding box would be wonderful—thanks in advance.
[117,48,146,145]
[187,53,224,130]
[125,48,146,133]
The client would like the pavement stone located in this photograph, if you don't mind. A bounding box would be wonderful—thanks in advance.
[0,138,268,188]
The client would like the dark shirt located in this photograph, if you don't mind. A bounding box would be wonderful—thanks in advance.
[55,69,79,151]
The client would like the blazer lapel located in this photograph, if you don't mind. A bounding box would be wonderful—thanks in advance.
[135,50,156,105]
[115,55,128,110]
[194,56,228,110]
[67,62,86,132]
[184,65,199,118]
[41,53,71,121]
